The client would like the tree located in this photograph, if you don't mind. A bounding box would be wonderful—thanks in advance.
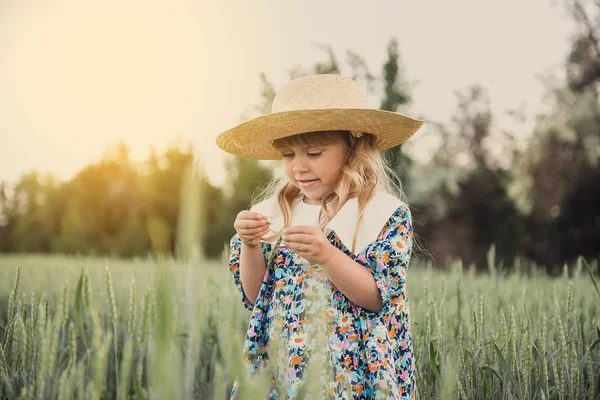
[519,0,600,269]
[202,177,231,259]
[565,0,600,92]
[415,86,524,269]
[7,173,63,253]
[0,181,13,252]
[225,156,273,217]
[379,39,414,194]
[143,141,195,256]
[56,143,149,257]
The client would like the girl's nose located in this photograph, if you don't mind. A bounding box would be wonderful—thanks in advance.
[292,161,309,173]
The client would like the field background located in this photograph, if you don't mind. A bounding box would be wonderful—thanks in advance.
[0,253,598,399]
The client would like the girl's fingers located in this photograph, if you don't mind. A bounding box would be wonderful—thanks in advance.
[282,233,312,245]
[251,227,271,239]
[288,243,309,254]
[240,226,270,242]
[238,211,266,221]
[237,219,268,230]
[243,224,271,235]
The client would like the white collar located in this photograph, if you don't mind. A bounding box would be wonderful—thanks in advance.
[250,191,407,254]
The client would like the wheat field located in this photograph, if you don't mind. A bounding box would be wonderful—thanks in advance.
[0,251,598,399]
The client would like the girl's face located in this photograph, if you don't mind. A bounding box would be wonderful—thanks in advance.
[279,138,348,205]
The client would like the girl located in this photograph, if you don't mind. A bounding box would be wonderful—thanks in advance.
[216,74,424,399]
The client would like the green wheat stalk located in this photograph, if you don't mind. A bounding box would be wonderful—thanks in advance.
[128,278,137,336]
[105,265,120,390]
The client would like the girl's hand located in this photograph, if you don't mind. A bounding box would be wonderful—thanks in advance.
[233,211,270,248]
[282,226,336,265]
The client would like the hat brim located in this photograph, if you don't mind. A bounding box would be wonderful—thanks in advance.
[216,108,425,160]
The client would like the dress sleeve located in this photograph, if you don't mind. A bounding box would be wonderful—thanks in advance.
[353,206,416,397]
[353,205,413,318]
[228,234,273,311]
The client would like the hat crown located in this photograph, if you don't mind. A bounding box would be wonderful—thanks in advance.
[271,74,368,113]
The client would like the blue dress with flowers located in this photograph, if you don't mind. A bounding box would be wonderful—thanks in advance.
[228,194,416,399]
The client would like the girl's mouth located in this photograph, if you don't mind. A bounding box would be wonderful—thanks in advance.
[298,179,319,188]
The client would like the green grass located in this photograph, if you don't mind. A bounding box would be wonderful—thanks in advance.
[0,253,598,399]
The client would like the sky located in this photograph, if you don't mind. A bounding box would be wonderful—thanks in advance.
[0,0,577,188]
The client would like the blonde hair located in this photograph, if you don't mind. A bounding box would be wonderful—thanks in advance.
[253,130,410,254]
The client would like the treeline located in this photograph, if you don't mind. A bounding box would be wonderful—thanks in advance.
[0,142,271,260]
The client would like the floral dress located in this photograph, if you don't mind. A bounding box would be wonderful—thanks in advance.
[228,195,416,399]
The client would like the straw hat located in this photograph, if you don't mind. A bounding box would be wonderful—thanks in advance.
[215,74,424,160]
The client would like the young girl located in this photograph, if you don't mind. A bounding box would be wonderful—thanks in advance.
[216,74,424,399]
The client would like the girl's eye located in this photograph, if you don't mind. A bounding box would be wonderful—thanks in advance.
[282,154,294,158]
[308,152,323,157]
